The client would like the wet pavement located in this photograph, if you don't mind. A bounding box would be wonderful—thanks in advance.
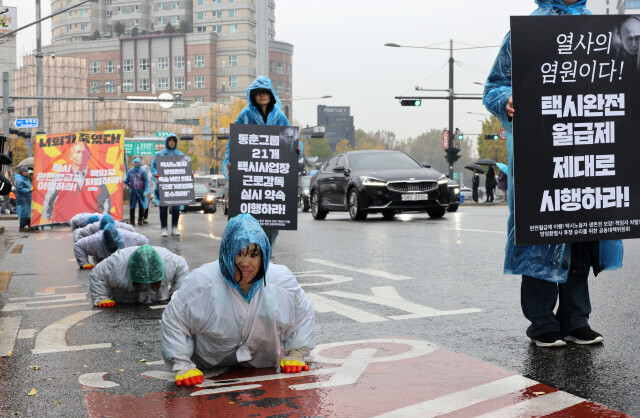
[0,204,638,417]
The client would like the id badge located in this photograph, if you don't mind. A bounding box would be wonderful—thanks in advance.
[236,345,252,363]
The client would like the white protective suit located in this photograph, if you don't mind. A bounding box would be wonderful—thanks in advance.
[89,246,189,306]
[161,213,315,372]
[70,212,102,230]
[73,228,149,267]
[73,221,135,242]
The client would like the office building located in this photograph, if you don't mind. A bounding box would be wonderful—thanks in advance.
[317,105,355,150]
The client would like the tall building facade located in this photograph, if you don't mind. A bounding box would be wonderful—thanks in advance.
[0,4,17,110]
[317,105,355,149]
[617,0,640,13]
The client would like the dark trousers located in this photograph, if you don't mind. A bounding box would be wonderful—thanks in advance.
[472,187,478,202]
[521,272,591,339]
[486,186,494,202]
[159,206,180,229]
[19,217,30,229]
[144,207,149,220]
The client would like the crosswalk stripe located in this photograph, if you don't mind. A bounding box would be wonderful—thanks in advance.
[474,390,584,418]
[305,258,413,281]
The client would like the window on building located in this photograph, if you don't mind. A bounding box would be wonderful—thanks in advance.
[287,83,291,95]
[66,25,71,32]
[106,10,112,18]
[116,6,123,14]
[158,16,166,25]
[194,76,205,88]
[80,9,87,17]
[287,64,291,76]
[104,60,114,73]
[174,76,185,89]
[214,0,222,3]
[90,61,100,74]
[158,2,167,10]
[228,24,238,33]
[229,76,238,88]
[269,61,274,73]
[66,11,72,18]
[197,0,205,5]
[228,9,238,18]
[158,77,169,90]
[276,62,283,74]
[139,79,150,91]
[171,1,180,9]
[91,81,100,94]
[123,80,134,92]
[194,55,205,68]
[195,97,204,103]
[229,55,238,67]
[229,0,237,3]
[214,25,222,33]
[277,82,283,95]
[130,19,138,28]
[174,56,184,69]
[214,10,222,18]
[197,12,206,20]
[196,26,206,32]
[139,58,149,71]
[158,57,169,70]
[105,82,114,93]
[80,23,87,30]
[626,0,640,8]
[171,16,180,24]
[123,59,133,72]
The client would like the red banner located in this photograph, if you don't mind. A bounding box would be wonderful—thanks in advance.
[31,130,125,225]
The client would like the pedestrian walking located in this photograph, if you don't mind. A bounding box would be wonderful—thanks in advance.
[497,169,508,201]
[483,0,623,347]
[161,213,315,386]
[151,134,184,237]
[471,169,480,203]
[73,223,149,269]
[124,157,149,226]
[142,164,152,223]
[485,165,497,203]
[90,245,189,308]
[223,76,296,254]
[14,166,32,232]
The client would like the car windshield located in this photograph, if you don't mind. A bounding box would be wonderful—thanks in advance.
[348,152,421,171]
[194,183,209,194]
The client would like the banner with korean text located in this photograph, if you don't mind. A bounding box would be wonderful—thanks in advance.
[156,155,195,206]
[511,15,638,245]
[31,130,125,226]
[228,124,298,230]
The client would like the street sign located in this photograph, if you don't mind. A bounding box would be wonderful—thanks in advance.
[155,131,171,137]
[201,125,213,141]
[15,118,38,128]
[181,127,193,135]
[499,129,507,140]
[442,130,449,149]
[124,140,165,156]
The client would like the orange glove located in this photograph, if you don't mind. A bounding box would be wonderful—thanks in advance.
[175,369,204,387]
[280,349,309,373]
[155,174,159,179]
[81,263,95,269]
[97,299,115,308]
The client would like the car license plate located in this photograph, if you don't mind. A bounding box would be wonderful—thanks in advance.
[401,193,429,201]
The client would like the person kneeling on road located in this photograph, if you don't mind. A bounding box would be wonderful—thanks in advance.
[70,212,102,231]
[161,213,315,387]
[74,223,149,269]
[90,244,189,308]
[73,214,136,242]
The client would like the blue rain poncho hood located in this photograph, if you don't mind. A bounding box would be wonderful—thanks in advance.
[219,214,270,300]
[99,213,115,229]
[86,215,100,226]
[102,223,124,253]
[132,157,142,168]
[246,76,283,110]
[165,134,178,151]
[482,0,622,283]
[127,245,165,284]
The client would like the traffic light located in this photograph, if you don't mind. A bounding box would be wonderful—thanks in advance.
[484,134,499,140]
[445,148,461,164]
[400,99,422,107]
[454,128,464,140]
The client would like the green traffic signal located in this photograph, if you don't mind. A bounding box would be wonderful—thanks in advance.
[484,134,499,140]
[400,99,422,107]
[457,134,464,140]
[414,99,421,106]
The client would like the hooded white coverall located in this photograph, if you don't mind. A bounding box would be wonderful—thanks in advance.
[73,221,135,242]
[73,229,149,267]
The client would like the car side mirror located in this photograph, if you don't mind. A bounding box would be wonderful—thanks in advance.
[333,165,345,172]
[422,163,431,168]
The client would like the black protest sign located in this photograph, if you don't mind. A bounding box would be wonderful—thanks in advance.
[228,124,298,230]
[156,155,195,206]
[511,15,639,245]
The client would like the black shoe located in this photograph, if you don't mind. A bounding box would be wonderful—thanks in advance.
[565,327,603,345]
[532,331,567,347]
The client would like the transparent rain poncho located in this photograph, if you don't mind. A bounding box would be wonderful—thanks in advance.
[127,245,165,284]
[483,0,623,283]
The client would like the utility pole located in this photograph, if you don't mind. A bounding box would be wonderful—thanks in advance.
[34,0,43,158]
[2,72,9,140]
[447,39,454,179]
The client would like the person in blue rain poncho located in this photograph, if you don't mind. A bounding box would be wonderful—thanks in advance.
[483,0,624,347]
[73,213,136,242]
[151,134,185,237]
[124,157,149,226]
[73,223,149,269]
[161,213,315,387]
[14,166,32,232]
[223,76,299,255]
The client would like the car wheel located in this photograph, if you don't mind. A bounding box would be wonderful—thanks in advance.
[427,207,447,219]
[447,204,459,213]
[211,205,217,213]
[348,189,367,221]
[311,191,328,220]
[382,209,396,220]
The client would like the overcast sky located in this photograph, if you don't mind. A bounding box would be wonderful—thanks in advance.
[6,0,543,140]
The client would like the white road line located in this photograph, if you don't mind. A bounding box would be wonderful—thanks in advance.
[305,258,413,281]
[445,227,507,234]
[474,390,584,418]
[3,293,89,312]
[0,316,21,356]
[194,232,221,241]
[149,304,168,310]
[192,384,262,396]
[307,293,388,323]
[78,372,120,388]
[32,311,111,354]
[374,375,537,417]
[17,329,37,339]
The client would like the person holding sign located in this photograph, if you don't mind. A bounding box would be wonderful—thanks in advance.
[15,166,32,232]
[151,134,184,237]
[222,76,296,253]
[483,0,623,348]
[161,214,315,386]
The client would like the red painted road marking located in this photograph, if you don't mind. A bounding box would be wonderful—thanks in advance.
[82,337,631,417]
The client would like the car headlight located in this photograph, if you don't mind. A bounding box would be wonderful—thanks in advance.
[360,176,386,187]
[437,176,448,186]
[205,195,214,202]
[453,187,460,194]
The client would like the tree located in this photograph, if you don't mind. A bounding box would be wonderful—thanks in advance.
[140,30,148,35]
[353,129,398,151]
[164,23,176,33]
[177,21,191,34]
[334,139,353,153]
[8,136,28,169]
[476,115,508,166]
[113,21,125,37]
[308,137,332,158]
[89,30,101,40]
[131,26,139,37]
